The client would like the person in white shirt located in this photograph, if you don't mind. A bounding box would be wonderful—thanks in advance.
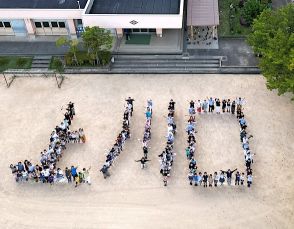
[247,174,253,187]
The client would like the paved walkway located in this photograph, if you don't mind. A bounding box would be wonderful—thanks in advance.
[0,37,258,67]
[0,41,69,56]
[187,38,258,66]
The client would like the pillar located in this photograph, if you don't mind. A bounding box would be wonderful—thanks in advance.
[116,28,123,38]
[24,19,36,39]
[67,19,77,39]
[156,28,162,37]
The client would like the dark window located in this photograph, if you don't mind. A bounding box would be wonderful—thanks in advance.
[51,22,58,28]
[35,22,42,28]
[141,28,148,32]
[149,29,156,32]
[0,22,3,28]
[4,22,11,28]
[132,29,140,32]
[58,22,66,28]
[77,19,83,25]
[42,22,50,28]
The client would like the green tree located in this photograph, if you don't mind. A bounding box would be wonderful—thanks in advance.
[241,0,267,25]
[56,37,79,65]
[82,27,113,65]
[247,4,294,98]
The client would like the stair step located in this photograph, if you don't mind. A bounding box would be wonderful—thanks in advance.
[110,68,220,73]
[112,63,220,68]
[31,64,49,68]
[114,59,220,64]
[33,56,52,60]
[32,60,51,64]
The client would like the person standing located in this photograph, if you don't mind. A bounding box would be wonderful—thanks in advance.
[213,171,219,187]
[203,172,208,187]
[241,172,245,185]
[235,171,241,185]
[208,97,214,113]
[65,167,72,183]
[219,171,225,185]
[222,99,227,113]
[83,167,91,185]
[221,169,237,186]
[226,99,231,112]
[231,100,236,115]
[100,165,111,179]
[135,157,150,169]
[208,174,213,187]
[247,174,253,187]
[125,97,135,116]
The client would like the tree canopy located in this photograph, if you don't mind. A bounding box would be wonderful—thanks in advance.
[247,4,294,98]
[82,27,113,64]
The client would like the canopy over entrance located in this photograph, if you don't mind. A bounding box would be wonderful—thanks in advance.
[187,0,219,26]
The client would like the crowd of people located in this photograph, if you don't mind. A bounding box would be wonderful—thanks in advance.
[159,99,177,186]
[100,98,134,179]
[9,102,89,187]
[185,98,254,188]
[135,99,153,169]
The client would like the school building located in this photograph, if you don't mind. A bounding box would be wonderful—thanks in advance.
[0,0,219,50]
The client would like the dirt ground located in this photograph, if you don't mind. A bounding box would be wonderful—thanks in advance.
[0,74,293,229]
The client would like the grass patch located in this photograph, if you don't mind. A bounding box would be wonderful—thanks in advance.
[219,0,251,37]
[0,56,32,72]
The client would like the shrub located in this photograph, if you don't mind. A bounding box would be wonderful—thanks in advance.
[51,57,64,73]
[0,58,9,66]
[241,0,267,25]
[16,58,28,68]
[99,51,111,66]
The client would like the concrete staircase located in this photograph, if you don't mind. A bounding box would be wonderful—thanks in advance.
[110,55,223,73]
[31,55,52,70]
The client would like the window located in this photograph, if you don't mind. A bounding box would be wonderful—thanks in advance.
[132,29,140,32]
[35,22,42,28]
[42,22,50,28]
[3,22,11,28]
[77,19,83,25]
[149,29,156,33]
[51,22,58,28]
[58,22,66,28]
[0,22,3,28]
[141,28,148,32]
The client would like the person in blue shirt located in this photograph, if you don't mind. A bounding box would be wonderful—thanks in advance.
[145,108,152,120]
[208,97,214,112]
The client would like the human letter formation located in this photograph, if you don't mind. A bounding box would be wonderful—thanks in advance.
[186,98,254,188]
[135,99,153,169]
[159,99,177,186]
[10,98,254,188]
[9,102,91,187]
[100,97,133,179]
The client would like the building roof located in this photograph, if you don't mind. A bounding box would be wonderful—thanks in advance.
[0,0,88,9]
[89,0,181,14]
[187,0,219,26]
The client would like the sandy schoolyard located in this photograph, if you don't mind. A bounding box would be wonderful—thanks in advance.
[0,74,293,229]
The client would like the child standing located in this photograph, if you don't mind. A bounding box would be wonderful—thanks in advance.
[235,171,240,185]
[240,172,245,185]
[208,174,213,187]
[203,172,208,187]
[213,171,219,187]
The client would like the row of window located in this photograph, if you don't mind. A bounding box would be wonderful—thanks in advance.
[0,21,11,28]
[34,21,66,29]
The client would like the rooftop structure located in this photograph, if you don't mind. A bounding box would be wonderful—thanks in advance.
[0,0,88,9]
[89,0,181,14]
